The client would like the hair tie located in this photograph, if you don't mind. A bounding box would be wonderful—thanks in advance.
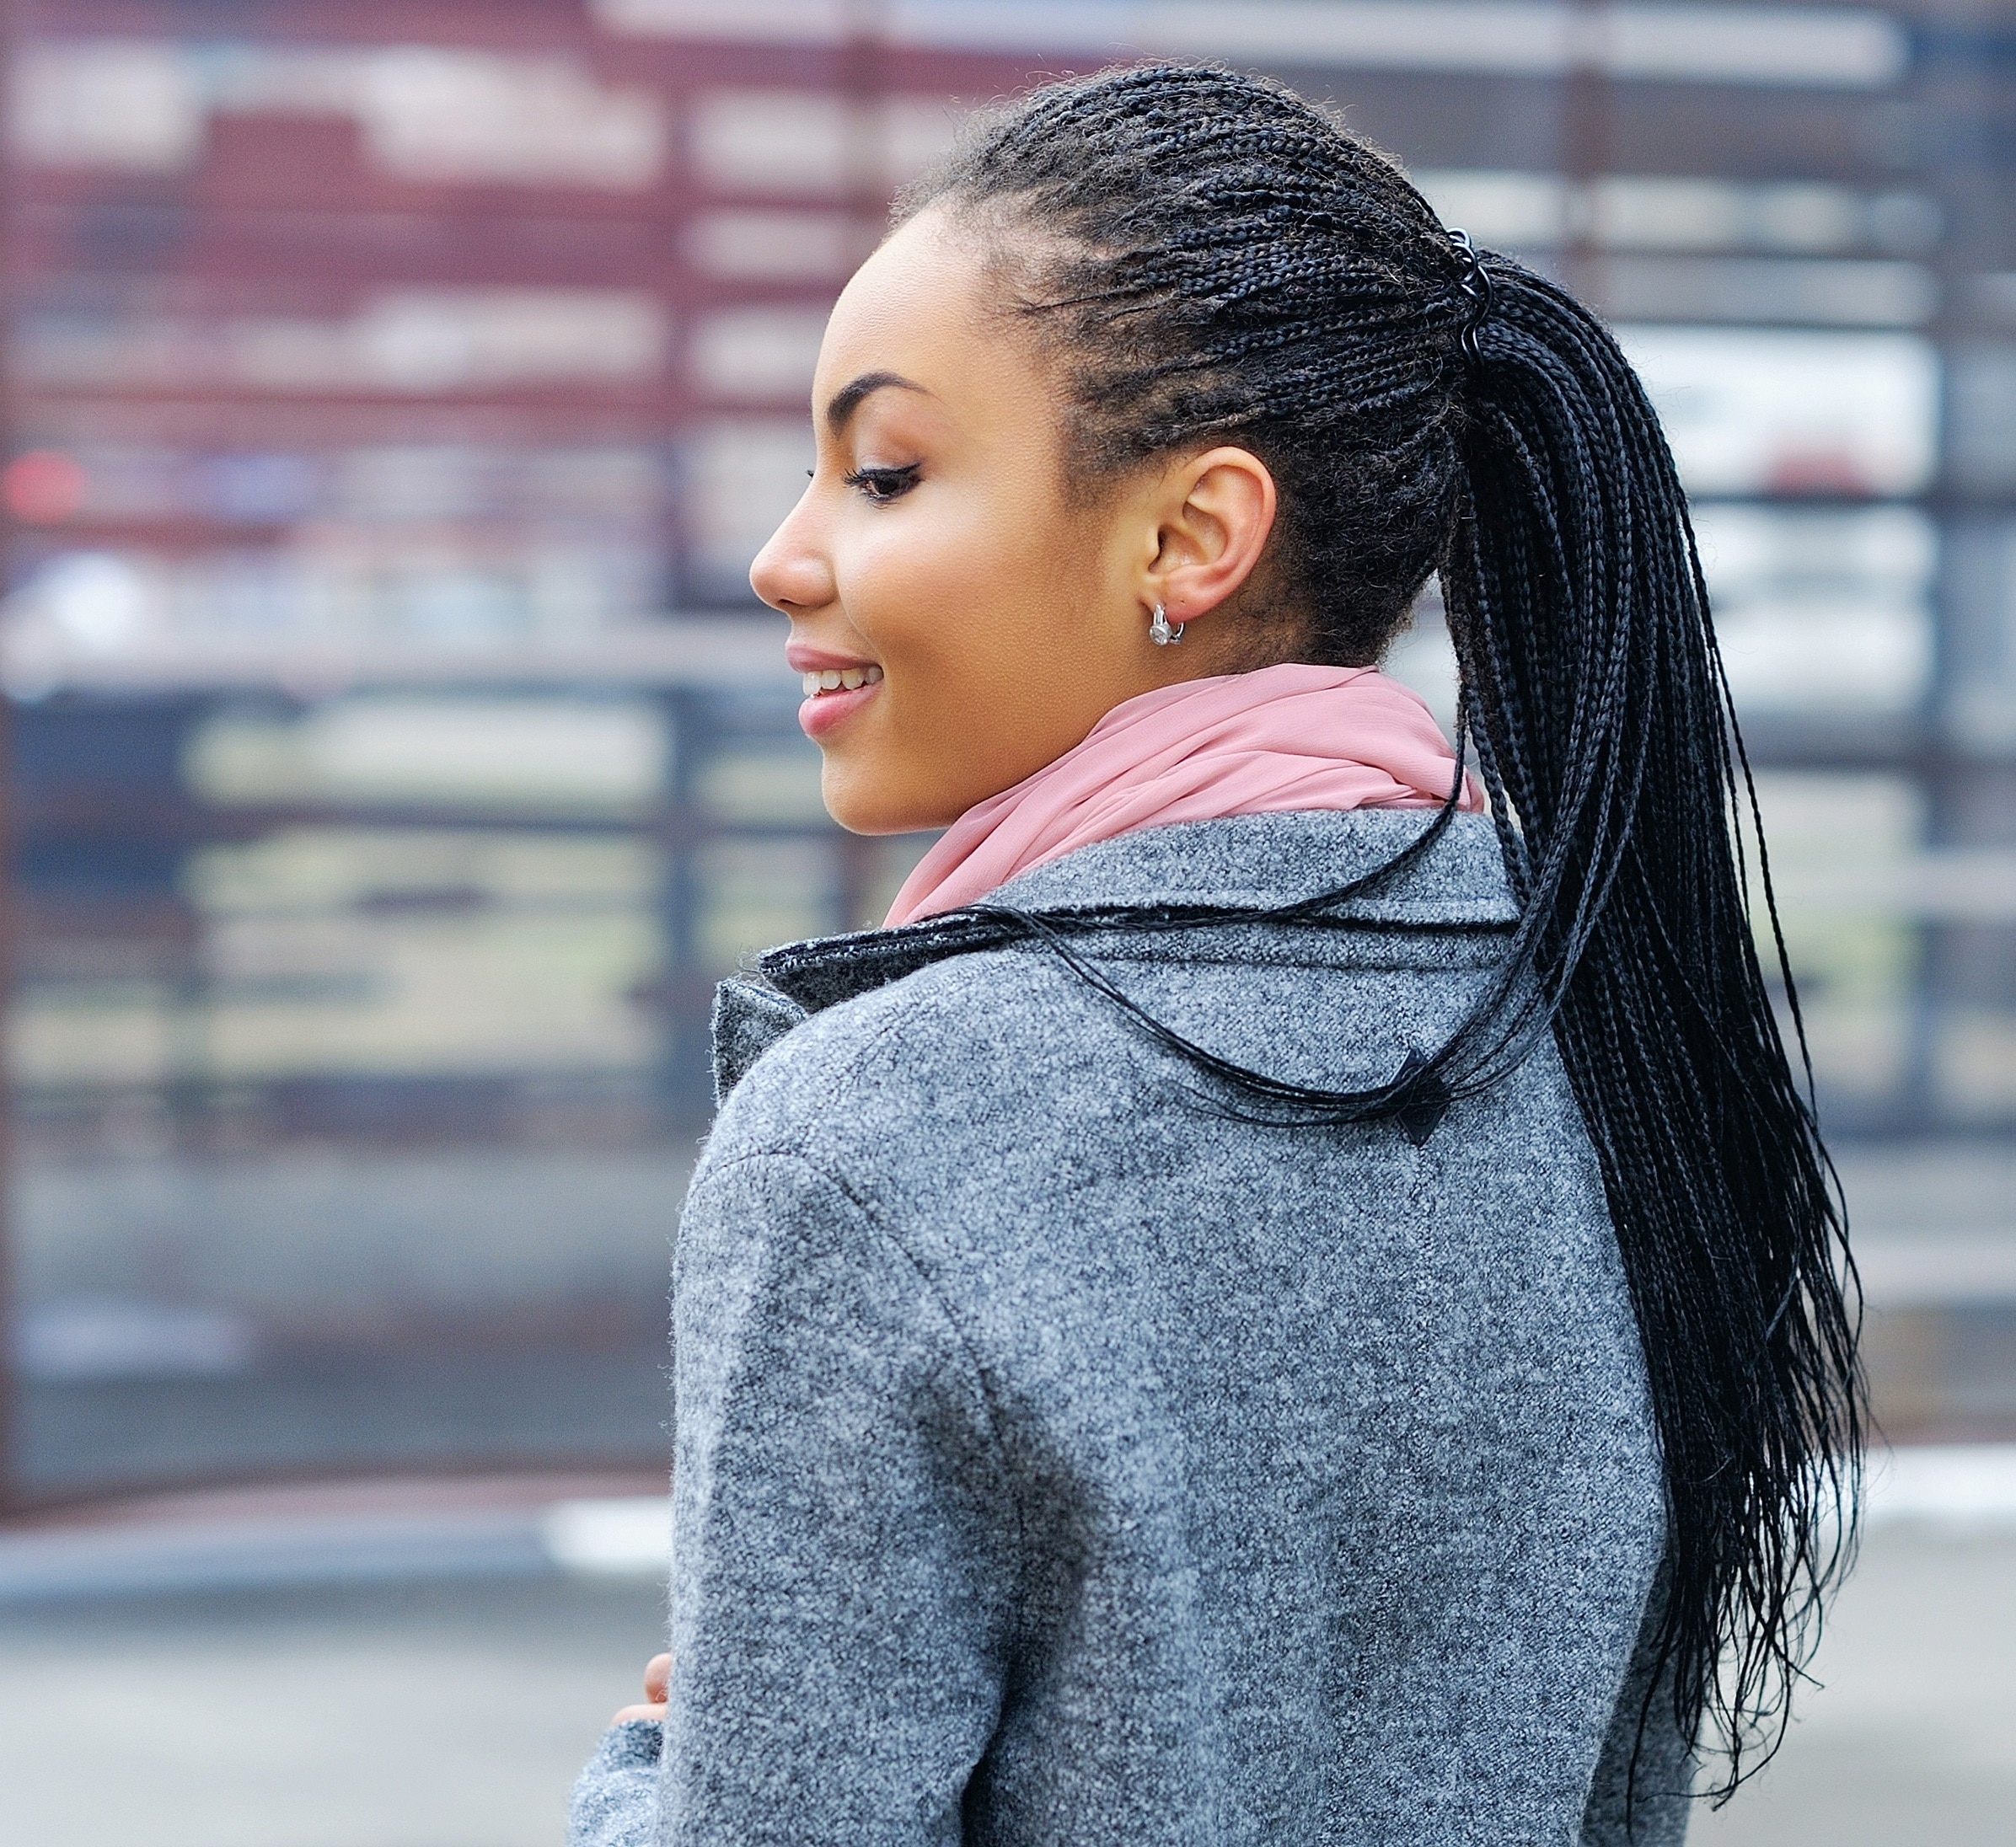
[1447,228,1493,362]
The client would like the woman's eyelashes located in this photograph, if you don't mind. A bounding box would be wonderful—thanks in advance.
[842,461,922,503]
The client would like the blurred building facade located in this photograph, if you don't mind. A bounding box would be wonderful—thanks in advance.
[3,0,2013,1504]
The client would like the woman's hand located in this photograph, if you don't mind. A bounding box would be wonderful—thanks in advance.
[612,1652,670,1725]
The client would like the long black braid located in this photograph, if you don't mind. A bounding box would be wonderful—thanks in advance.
[898,64,1863,1800]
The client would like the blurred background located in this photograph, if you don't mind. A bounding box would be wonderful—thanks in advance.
[0,2,2011,1843]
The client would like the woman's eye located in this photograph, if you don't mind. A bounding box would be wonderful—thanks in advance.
[842,463,920,503]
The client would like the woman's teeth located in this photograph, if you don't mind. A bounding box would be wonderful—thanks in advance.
[802,665,884,695]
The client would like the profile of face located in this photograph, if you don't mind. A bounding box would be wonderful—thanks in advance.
[748,206,1295,834]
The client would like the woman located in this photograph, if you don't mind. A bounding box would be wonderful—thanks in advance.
[571,64,1861,1846]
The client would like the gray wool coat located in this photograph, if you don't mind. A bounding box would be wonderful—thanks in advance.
[570,809,1691,1847]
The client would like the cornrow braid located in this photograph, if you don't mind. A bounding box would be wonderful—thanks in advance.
[904,63,1475,663]
[900,62,1863,1804]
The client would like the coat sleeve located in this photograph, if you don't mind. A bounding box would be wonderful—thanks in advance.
[569,1150,1021,1847]
[569,1721,669,1847]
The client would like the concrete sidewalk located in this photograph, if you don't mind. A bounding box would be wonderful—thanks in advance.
[0,1573,661,1847]
[1694,1525,2016,1846]
[0,1473,668,1603]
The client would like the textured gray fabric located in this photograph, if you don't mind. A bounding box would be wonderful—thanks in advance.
[571,810,1691,1846]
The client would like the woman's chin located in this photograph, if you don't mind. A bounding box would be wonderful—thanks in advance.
[819,763,958,838]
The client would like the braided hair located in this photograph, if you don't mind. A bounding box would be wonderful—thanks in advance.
[898,64,1863,1800]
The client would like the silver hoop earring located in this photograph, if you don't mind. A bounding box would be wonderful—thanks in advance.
[1149,603,1185,646]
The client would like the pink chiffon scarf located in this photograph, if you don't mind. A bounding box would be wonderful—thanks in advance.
[884,661,1483,927]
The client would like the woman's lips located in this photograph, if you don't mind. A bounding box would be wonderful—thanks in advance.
[797,661,883,739]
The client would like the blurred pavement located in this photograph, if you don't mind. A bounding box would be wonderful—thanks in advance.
[0,1573,660,1847]
[0,1518,2008,1845]
[1693,1523,2016,1846]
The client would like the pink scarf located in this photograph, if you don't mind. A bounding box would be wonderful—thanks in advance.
[884,662,1483,927]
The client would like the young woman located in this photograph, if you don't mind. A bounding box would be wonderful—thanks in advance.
[571,64,1861,1847]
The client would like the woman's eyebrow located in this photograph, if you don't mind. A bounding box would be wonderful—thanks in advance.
[824,370,931,435]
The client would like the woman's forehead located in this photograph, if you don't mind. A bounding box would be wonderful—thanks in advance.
[813,211,995,405]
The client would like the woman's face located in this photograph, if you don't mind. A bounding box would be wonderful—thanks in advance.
[749,206,1280,833]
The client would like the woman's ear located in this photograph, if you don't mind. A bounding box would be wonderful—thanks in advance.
[1143,447,1278,627]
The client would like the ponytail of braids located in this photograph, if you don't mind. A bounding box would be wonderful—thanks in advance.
[1445,256,1863,1789]
[903,62,1864,1797]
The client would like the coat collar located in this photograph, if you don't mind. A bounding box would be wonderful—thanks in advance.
[713,810,1514,1105]
[755,810,1510,1014]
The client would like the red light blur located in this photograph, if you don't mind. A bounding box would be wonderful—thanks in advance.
[2,449,88,523]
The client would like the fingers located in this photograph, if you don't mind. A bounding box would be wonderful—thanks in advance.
[610,1651,674,1723]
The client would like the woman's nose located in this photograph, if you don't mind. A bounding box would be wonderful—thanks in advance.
[749,490,835,613]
